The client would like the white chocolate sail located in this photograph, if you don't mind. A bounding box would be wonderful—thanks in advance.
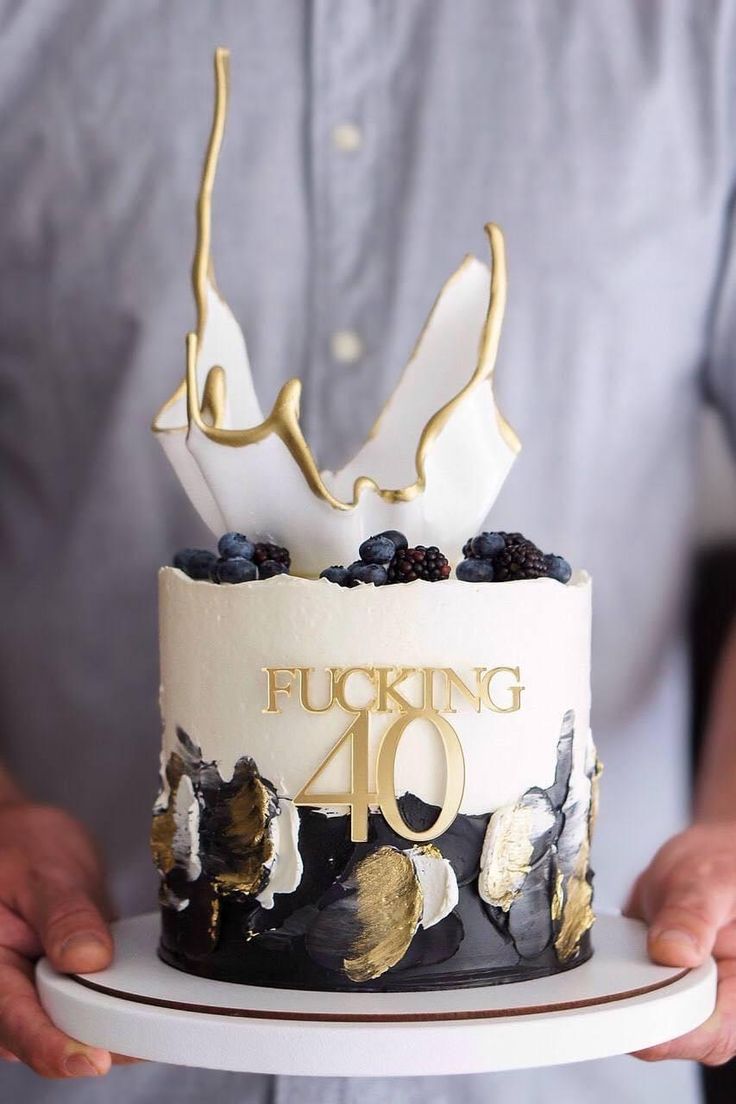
[152,49,520,576]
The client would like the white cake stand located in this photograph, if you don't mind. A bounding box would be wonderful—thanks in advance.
[36,912,716,1077]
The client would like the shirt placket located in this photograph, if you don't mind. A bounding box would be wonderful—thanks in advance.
[305,0,385,471]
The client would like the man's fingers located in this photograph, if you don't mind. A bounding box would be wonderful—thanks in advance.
[0,903,42,959]
[635,962,736,1065]
[0,950,110,1078]
[647,880,736,967]
[18,883,113,974]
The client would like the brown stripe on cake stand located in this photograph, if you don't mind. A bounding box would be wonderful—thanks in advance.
[68,968,689,1023]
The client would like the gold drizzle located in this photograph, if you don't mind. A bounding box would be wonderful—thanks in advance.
[152,52,517,510]
[193,46,230,338]
[554,842,595,962]
[213,771,276,896]
[344,847,423,983]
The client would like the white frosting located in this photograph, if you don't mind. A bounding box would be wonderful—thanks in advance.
[407,847,459,929]
[257,798,303,909]
[159,569,591,819]
[172,774,202,883]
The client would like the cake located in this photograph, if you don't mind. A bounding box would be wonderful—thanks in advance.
[150,48,599,993]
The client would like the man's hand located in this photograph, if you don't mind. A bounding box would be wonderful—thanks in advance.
[625,822,736,1065]
[0,801,119,1078]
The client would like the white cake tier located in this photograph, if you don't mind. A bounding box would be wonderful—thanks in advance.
[158,568,591,819]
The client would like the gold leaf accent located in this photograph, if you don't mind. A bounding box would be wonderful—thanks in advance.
[213,770,276,896]
[344,847,423,983]
[554,843,595,962]
[150,754,186,876]
[550,868,564,923]
[209,895,221,942]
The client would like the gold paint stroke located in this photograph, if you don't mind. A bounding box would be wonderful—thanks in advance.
[344,847,423,983]
[554,842,595,963]
[150,754,186,877]
[213,770,276,896]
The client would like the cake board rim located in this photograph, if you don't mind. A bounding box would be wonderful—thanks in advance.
[36,911,717,1077]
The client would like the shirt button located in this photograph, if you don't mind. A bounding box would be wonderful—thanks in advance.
[331,330,364,364]
[332,122,363,153]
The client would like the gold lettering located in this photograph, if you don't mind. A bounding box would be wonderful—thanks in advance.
[262,667,297,714]
[296,667,335,714]
[333,667,377,712]
[375,667,418,713]
[436,667,486,713]
[481,666,524,713]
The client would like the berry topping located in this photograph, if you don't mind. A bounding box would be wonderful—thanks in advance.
[459,530,572,584]
[320,565,352,586]
[348,561,388,586]
[218,532,256,561]
[490,535,547,581]
[469,532,505,560]
[456,558,495,582]
[376,530,408,551]
[253,542,291,570]
[358,534,397,564]
[258,559,289,580]
[173,549,217,580]
[211,556,258,584]
[387,545,451,584]
[544,553,572,584]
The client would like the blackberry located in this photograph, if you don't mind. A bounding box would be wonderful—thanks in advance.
[259,559,289,580]
[253,542,290,571]
[492,536,547,581]
[387,545,451,584]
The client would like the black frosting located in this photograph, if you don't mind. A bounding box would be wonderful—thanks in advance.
[156,717,595,992]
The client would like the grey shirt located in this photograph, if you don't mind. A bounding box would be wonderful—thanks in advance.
[2,2,735,1101]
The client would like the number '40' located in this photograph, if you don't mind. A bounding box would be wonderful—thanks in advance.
[292,709,465,842]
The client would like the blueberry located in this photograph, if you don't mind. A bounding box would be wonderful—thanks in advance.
[456,558,495,582]
[544,554,572,584]
[218,532,256,561]
[259,559,289,579]
[359,534,397,564]
[320,565,350,586]
[376,530,408,551]
[470,532,506,559]
[173,549,217,580]
[211,556,258,584]
[348,561,388,586]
